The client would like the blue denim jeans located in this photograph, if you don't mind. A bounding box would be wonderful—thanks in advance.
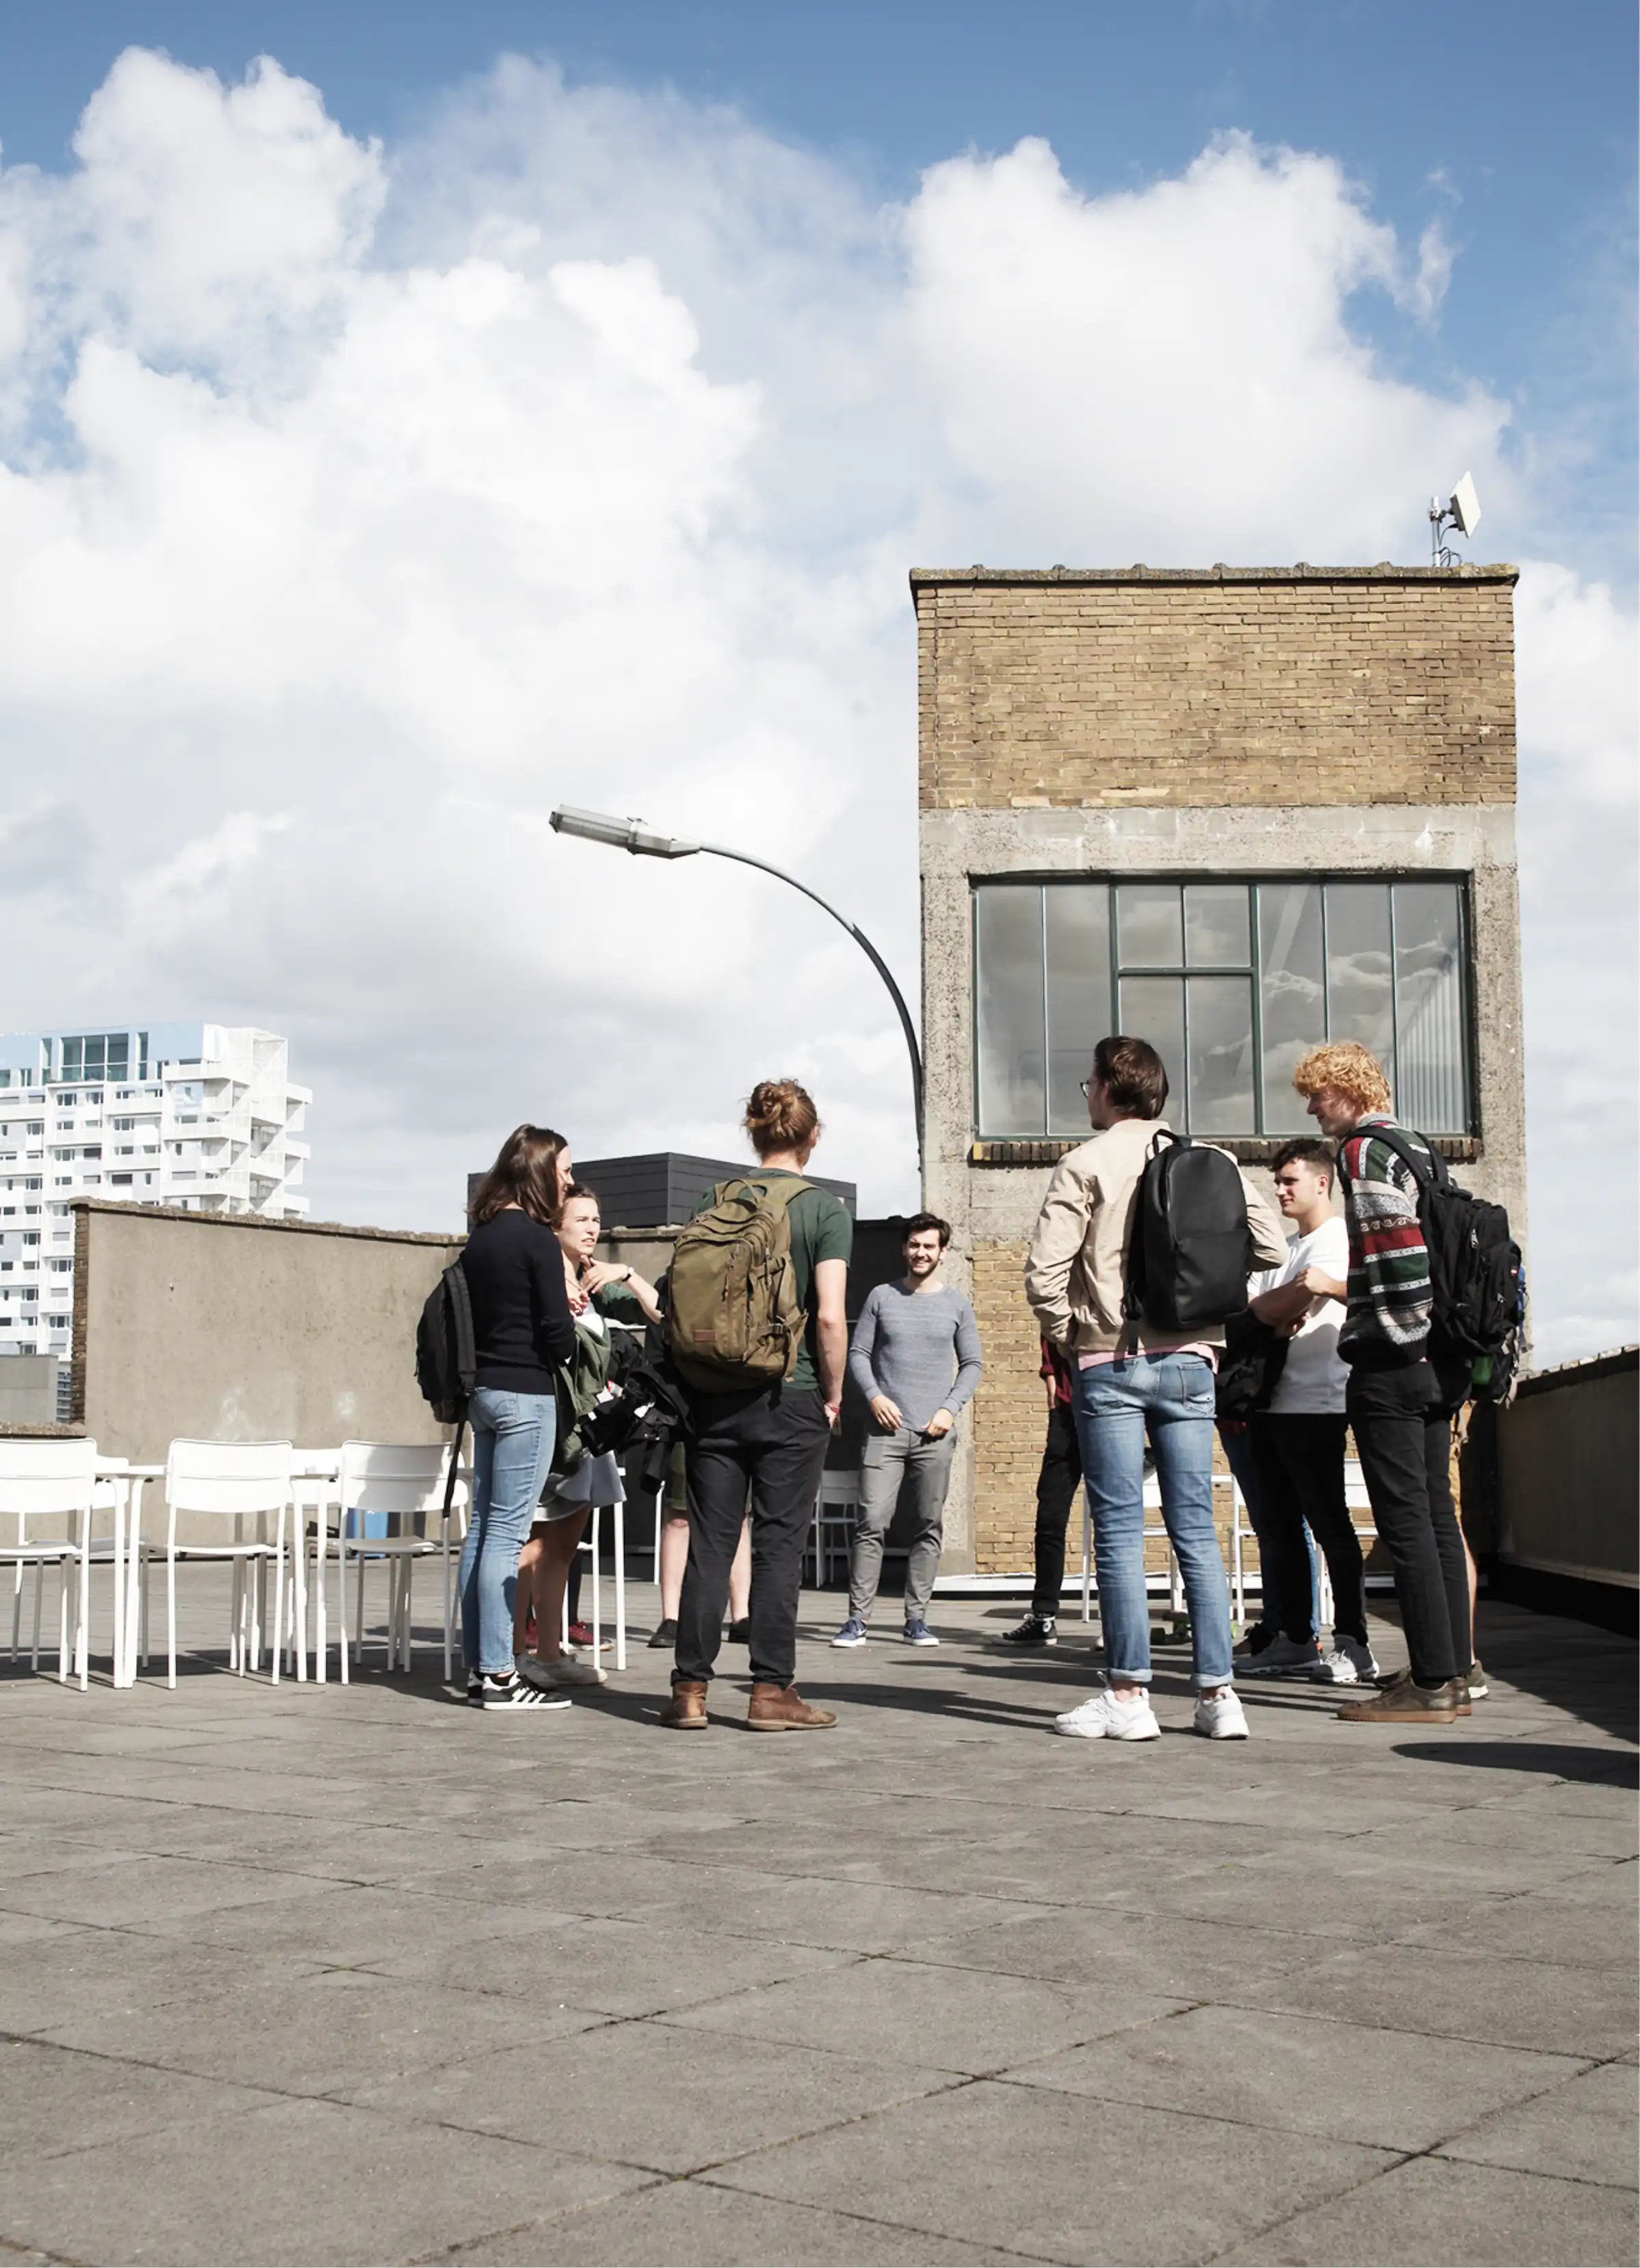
[1072,1353,1234,1691]
[459,1388,557,1676]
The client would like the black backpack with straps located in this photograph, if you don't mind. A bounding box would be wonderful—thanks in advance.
[415,1258,476,1517]
[1336,1123,1524,1400]
[1123,1128,1255,1333]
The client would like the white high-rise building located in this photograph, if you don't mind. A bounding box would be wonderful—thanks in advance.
[0,1024,310,1362]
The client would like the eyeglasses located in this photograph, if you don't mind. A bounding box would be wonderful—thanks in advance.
[1078,1080,1093,1099]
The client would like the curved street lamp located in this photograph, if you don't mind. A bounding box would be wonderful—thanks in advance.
[549,805,924,1160]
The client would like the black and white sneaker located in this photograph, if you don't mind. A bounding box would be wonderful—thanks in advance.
[1000,1613,1058,1646]
[480,1673,571,1712]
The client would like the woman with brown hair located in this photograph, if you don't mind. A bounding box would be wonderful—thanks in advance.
[663,1078,852,1732]
[457,1125,578,1710]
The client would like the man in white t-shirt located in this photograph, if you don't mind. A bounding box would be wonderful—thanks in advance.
[1240,1138,1380,1686]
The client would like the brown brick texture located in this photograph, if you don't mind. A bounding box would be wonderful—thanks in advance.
[915,572,1516,811]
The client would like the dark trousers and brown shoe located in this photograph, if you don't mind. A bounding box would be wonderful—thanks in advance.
[746,1682,836,1731]
[660,1679,708,1730]
[1337,1671,1468,1725]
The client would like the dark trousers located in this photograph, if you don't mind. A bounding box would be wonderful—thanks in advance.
[1346,1360,1470,1686]
[1221,1420,1316,1637]
[1249,1413,1367,1646]
[676,1385,832,1687]
[1032,1402,1084,1615]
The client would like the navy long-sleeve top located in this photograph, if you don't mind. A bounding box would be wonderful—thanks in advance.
[463,1208,577,1394]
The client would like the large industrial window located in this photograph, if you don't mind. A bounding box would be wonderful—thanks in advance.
[973,877,1472,1138]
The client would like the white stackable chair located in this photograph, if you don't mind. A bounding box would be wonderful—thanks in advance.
[577,1496,627,1674]
[329,1442,460,1682]
[162,1441,294,1687]
[811,1469,861,1587]
[0,1439,98,1686]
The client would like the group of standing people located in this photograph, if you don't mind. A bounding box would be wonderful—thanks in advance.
[451,1035,1484,1737]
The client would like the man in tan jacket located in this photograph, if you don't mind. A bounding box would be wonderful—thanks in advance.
[1026,1035,1287,1742]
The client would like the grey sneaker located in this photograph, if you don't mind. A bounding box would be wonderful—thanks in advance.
[902,1619,939,1647]
[1238,1634,1321,1677]
[517,1652,606,1689]
[831,1616,868,1647]
[1312,1638,1381,1685]
[1466,1659,1489,1700]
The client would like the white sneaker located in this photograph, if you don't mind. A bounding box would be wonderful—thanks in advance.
[1054,1690,1161,1741]
[1194,1688,1250,1739]
[1237,1634,1321,1677]
[517,1652,607,1689]
[1311,1638,1381,1686]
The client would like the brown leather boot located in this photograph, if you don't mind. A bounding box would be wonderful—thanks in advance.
[660,1679,708,1730]
[746,1681,837,1732]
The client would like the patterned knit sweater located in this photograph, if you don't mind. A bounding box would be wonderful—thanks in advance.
[1337,1114,1433,1365]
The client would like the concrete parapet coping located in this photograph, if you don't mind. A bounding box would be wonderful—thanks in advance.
[911,562,1520,587]
[1513,1344,1638,1397]
[69,1198,458,1248]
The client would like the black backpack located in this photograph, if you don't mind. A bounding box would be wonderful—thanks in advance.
[415,1260,476,1422]
[1123,1130,1254,1333]
[414,1259,476,1521]
[1336,1123,1524,1402]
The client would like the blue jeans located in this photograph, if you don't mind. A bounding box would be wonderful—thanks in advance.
[459,1388,557,1676]
[1073,1353,1234,1691]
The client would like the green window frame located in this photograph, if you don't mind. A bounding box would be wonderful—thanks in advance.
[972,875,1474,1138]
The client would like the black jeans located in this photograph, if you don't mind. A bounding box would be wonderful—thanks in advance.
[1249,1413,1367,1647]
[1346,1359,1470,1686]
[676,1384,832,1687]
[1032,1402,1084,1616]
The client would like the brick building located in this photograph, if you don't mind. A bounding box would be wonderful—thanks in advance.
[913,563,1524,1578]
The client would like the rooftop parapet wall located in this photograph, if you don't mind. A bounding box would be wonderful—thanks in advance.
[912,566,1518,811]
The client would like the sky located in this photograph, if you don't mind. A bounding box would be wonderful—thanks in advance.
[0,1,1634,1362]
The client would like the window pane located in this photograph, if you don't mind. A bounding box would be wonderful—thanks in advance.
[1258,882,1326,1133]
[1188,976,1255,1133]
[1184,885,1250,967]
[1044,885,1111,1134]
[975,887,1045,1135]
[1394,883,1468,1132]
[1117,885,1183,968]
[1119,976,1185,1126]
[1325,883,1394,1064]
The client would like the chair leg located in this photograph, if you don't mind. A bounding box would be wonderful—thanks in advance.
[271,1515,286,1686]
[57,1561,70,1682]
[77,1541,90,1692]
[1081,1488,1093,1624]
[166,1551,178,1689]
[140,1561,151,1668]
[613,1500,626,1674]
[12,1559,22,1661]
[441,1525,452,1686]
[337,1543,350,1686]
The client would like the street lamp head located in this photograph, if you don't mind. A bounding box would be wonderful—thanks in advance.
[549,806,701,860]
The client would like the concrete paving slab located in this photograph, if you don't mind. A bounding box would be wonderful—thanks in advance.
[1403,1888,1639,1969]
[1209,2153,1640,2266]
[0,1852,340,1928]
[1436,2059,1640,2189]
[662,1955,1186,2075]
[360,1914,857,2018]
[0,1925,326,2037]
[0,2095,651,2267]
[1001,2000,1587,2152]
[902,1903,1329,1999]
[39,1964,597,2094]
[712,2077,1394,2265]
[123,1883,578,1962]
[452,2178,1029,2265]
[1225,1938,1640,2060]
[343,2016,961,2174]
[0,2036,281,2172]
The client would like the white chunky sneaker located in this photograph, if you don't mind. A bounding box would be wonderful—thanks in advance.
[1054,1690,1161,1741]
[1311,1638,1380,1685]
[1194,1688,1250,1739]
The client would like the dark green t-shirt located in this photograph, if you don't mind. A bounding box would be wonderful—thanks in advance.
[688,1169,852,1393]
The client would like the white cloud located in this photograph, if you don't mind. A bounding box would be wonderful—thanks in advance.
[0,51,1630,1361]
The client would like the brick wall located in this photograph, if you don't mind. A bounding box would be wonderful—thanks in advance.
[914,568,1517,811]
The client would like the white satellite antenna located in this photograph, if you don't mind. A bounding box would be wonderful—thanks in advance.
[1429,472,1482,567]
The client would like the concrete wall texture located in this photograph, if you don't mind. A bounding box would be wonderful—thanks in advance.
[1497,1350,1639,1593]
[70,1201,462,1469]
[913,564,1526,1577]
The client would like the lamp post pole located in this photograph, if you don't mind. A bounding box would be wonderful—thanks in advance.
[549,807,924,1166]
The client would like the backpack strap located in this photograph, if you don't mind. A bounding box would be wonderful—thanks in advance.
[720,1174,813,1213]
[1335,1121,1447,1197]
[441,1415,465,1524]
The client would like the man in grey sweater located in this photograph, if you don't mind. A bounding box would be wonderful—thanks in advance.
[832,1214,983,1648]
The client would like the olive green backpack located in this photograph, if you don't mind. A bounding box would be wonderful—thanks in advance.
[666,1176,811,1392]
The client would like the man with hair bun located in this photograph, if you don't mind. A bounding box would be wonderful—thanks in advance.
[662,1079,851,1732]
[1294,1041,1476,1724]
[831,1212,982,1649]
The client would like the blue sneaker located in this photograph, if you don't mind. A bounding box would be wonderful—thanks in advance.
[831,1616,868,1647]
[902,1619,939,1647]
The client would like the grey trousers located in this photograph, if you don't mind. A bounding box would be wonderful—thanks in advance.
[847,1426,957,1621]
